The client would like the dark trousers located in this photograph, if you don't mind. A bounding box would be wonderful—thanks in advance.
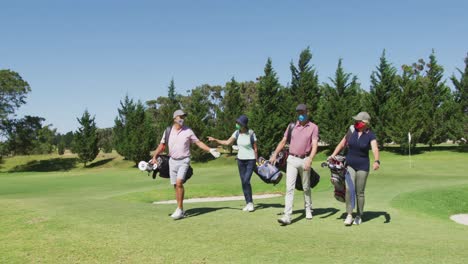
[237,159,256,203]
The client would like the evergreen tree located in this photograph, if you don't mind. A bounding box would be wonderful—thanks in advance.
[146,79,181,143]
[73,110,99,167]
[316,59,363,149]
[450,53,468,143]
[58,139,65,155]
[419,52,452,148]
[183,84,221,161]
[113,97,156,165]
[386,63,426,151]
[251,58,288,157]
[33,125,56,154]
[290,47,320,115]
[215,78,244,154]
[97,128,113,153]
[367,50,399,147]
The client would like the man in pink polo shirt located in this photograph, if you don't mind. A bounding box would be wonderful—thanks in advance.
[151,109,220,220]
[270,104,319,225]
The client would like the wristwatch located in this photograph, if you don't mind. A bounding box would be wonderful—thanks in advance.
[374,160,380,165]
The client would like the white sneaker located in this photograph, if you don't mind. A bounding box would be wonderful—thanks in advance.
[353,216,362,225]
[305,208,313,220]
[344,214,353,226]
[242,203,255,212]
[171,208,185,220]
[277,215,291,225]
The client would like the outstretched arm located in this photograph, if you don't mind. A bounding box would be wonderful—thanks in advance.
[195,140,212,152]
[207,136,235,146]
[195,140,221,158]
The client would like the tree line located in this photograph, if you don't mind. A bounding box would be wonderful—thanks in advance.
[1,48,467,166]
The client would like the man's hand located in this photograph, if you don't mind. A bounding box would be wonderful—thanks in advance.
[151,157,158,165]
[207,136,216,142]
[304,157,312,171]
[269,153,277,165]
[209,148,221,158]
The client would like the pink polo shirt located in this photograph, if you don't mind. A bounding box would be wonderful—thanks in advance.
[160,126,199,159]
[284,121,319,156]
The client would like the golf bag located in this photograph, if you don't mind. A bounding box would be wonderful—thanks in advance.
[254,157,283,185]
[294,168,321,191]
[138,155,193,183]
[321,155,347,202]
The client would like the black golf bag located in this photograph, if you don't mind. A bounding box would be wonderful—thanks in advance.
[321,155,347,202]
[139,155,193,183]
[294,168,321,191]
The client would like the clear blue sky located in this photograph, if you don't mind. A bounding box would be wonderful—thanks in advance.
[1,0,467,133]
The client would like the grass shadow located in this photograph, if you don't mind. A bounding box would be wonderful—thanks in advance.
[313,207,340,218]
[86,158,115,168]
[363,211,391,223]
[183,206,237,218]
[255,203,284,210]
[337,211,391,224]
[9,158,78,172]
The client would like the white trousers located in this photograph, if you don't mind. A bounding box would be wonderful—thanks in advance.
[284,155,312,217]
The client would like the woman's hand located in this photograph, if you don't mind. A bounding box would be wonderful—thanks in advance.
[373,161,380,171]
[207,136,216,142]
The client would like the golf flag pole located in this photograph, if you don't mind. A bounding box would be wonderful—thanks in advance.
[408,132,412,168]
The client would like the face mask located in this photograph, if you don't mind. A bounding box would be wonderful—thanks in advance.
[354,121,366,130]
[177,119,185,126]
[235,124,241,130]
[298,114,307,122]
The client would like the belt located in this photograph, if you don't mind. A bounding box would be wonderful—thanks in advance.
[289,153,309,159]
[170,156,190,161]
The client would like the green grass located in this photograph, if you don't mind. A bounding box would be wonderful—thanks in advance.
[1,149,467,263]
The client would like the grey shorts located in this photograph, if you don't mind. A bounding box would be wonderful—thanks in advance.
[169,157,190,185]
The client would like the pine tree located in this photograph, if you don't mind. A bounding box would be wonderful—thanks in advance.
[183,84,221,161]
[419,51,452,149]
[290,47,320,115]
[58,139,65,155]
[316,59,363,149]
[113,97,156,165]
[450,53,468,143]
[251,58,289,157]
[215,77,244,154]
[367,50,398,147]
[386,64,426,152]
[146,79,181,143]
[73,110,99,167]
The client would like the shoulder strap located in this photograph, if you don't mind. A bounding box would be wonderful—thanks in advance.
[235,129,255,147]
[164,126,172,147]
[287,123,295,144]
[345,125,355,144]
[248,129,255,147]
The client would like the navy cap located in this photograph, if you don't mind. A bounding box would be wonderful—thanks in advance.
[236,115,249,127]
